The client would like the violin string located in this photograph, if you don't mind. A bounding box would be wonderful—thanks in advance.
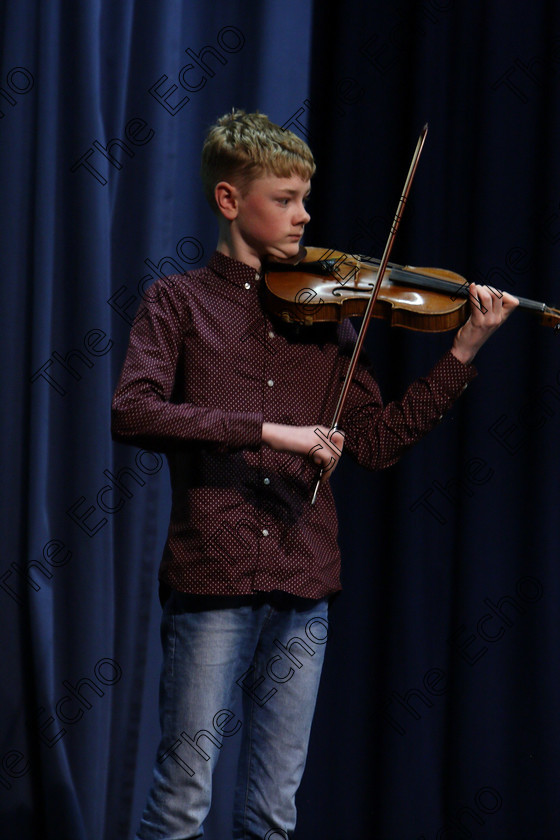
[341,256,548,313]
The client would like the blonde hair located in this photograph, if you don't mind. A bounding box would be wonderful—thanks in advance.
[201,109,316,214]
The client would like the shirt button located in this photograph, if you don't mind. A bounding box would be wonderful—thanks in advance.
[263,477,270,485]
[244,282,251,290]
[262,529,269,537]
[255,272,259,281]
[268,331,275,339]
[267,379,274,387]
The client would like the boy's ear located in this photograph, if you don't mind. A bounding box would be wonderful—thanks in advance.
[214,181,239,219]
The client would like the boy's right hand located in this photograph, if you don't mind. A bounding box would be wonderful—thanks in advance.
[262,423,345,482]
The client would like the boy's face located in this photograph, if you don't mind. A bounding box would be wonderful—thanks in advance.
[231,173,311,262]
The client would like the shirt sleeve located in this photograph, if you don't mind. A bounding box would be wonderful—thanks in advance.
[338,323,477,470]
[111,276,263,451]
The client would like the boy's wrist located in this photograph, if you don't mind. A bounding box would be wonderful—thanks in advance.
[262,422,286,450]
[451,322,484,365]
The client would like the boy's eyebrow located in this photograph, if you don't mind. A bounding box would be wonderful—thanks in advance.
[275,187,312,196]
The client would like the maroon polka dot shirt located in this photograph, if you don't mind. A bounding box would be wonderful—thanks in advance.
[111,251,477,598]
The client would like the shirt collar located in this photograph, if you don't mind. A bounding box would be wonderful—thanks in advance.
[208,251,263,287]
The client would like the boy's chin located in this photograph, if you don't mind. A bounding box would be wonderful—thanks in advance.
[266,242,306,265]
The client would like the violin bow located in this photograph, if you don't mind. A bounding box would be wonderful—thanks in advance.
[311,123,429,505]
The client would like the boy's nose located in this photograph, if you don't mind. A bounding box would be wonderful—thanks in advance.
[297,204,311,224]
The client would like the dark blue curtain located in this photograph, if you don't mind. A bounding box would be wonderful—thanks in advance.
[1,2,314,838]
[1,1,559,838]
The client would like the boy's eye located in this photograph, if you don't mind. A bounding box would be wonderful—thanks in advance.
[275,194,310,207]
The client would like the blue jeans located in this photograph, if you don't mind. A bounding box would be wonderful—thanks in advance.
[135,591,329,840]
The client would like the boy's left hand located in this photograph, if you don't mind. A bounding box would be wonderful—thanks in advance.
[450,282,519,365]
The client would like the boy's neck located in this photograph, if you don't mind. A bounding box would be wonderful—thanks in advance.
[215,231,262,271]
[215,210,272,269]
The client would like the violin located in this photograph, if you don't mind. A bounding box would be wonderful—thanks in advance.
[265,246,560,332]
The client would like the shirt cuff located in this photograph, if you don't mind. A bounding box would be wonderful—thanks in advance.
[428,350,478,401]
[224,411,263,449]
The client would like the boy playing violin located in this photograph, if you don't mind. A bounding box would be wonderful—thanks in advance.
[111,110,518,839]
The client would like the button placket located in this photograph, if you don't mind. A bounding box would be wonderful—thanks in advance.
[260,314,275,547]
